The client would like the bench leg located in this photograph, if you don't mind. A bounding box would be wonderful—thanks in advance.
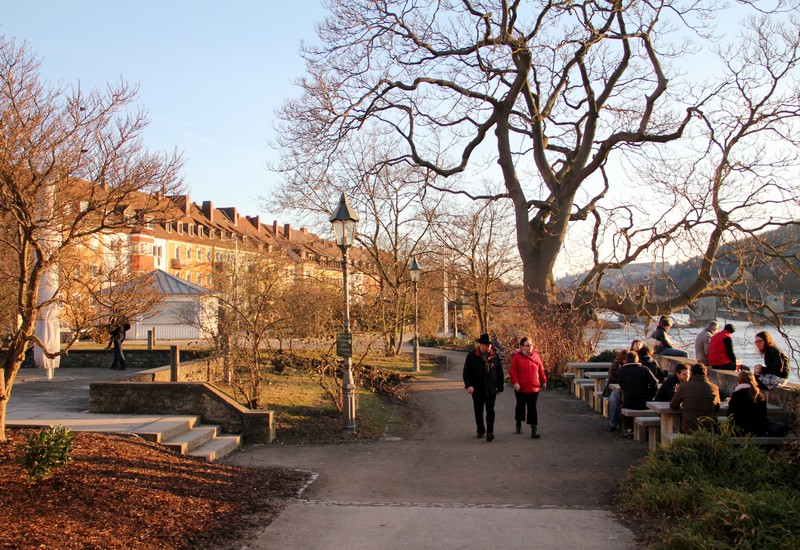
[634,422,646,442]
[648,426,661,452]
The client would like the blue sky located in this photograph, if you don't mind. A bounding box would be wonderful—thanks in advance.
[2,1,327,223]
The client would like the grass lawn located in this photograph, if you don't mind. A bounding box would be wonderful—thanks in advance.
[224,350,446,444]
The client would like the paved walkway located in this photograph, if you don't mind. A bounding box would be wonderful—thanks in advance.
[6,348,647,549]
[228,347,646,549]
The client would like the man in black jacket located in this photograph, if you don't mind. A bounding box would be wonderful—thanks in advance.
[463,333,504,442]
[617,351,658,438]
[653,362,691,401]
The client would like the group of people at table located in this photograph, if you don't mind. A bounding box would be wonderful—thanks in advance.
[605,315,791,439]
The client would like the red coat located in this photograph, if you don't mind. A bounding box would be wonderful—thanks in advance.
[510,351,547,393]
[707,330,734,366]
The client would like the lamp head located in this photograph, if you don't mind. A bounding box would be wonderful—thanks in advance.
[329,193,359,247]
[409,257,422,282]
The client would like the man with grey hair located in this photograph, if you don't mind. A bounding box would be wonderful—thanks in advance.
[694,320,719,365]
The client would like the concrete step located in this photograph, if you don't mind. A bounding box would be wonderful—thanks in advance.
[188,434,242,462]
[133,416,201,443]
[161,425,220,454]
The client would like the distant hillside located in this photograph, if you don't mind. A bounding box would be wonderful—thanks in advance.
[557,225,800,295]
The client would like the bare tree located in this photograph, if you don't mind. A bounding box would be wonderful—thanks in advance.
[433,195,521,335]
[273,134,439,356]
[0,37,185,440]
[277,1,800,323]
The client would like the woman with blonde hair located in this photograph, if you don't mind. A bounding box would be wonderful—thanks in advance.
[727,370,769,436]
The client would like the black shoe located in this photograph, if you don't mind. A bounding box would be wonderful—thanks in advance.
[109,366,119,370]
[477,433,485,439]
[609,426,617,433]
[486,433,494,442]
[515,421,522,434]
[531,427,541,439]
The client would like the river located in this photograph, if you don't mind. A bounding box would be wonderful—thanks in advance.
[590,316,800,383]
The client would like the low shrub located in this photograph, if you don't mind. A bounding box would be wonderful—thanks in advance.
[621,428,800,548]
[16,425,75,482]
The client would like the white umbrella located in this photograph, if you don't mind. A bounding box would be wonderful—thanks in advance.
[33,266,61,380]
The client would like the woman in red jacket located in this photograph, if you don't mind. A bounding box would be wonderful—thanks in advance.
[510,336,547,438]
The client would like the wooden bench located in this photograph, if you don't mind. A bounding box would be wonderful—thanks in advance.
[634,416,661,449]
[574,378,592,399]
[663,432,800,448]
[585,372,609,413]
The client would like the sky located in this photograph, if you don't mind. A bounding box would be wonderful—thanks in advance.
[2,1,327,225]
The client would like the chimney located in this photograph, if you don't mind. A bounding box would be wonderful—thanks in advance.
[201,201,215,224]
[247,215,260,230]
[284,223,291,239]
[168,194,190,213]
[300,227,308,234]
[219,207,239,226]
[272,220,279,236]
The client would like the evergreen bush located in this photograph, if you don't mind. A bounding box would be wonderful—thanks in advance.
[16,425,75,482]
[622,427,800,548]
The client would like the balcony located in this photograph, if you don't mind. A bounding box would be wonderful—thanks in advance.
[170,258,184,269]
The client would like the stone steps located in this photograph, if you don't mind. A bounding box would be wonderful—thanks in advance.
[8,414,242,463]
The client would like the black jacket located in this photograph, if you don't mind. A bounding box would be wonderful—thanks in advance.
[762,346,790,379]
[617,362,658,409]
[653,374,679,402]
[728,387,769,436]
[463,348,504,397]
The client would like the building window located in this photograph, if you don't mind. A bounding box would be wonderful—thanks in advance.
[174,246,180,259]
[186,247,192,260]
[197,249,203,262]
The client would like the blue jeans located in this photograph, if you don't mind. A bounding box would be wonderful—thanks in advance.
[608,389,622,430]
[658,348,688,358]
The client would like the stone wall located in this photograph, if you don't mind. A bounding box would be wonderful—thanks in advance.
[87,355,273,443]
[55,349,212,371]
[88,381,274,443]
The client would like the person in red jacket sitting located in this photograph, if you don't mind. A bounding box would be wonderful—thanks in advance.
[708,323,737,370]
[509,336,547,439]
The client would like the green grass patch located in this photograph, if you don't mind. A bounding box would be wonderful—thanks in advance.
[262,371,399,444]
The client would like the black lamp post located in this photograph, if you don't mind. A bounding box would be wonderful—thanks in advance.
[409,257,422,373]
[330,193,359,433]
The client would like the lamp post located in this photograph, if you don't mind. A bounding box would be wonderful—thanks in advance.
[330,193,359,433]
[409,257,422,373]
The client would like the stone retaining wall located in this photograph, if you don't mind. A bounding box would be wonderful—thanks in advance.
[88,381,274,443]
[54,349,212,370]
[87,355,273,443]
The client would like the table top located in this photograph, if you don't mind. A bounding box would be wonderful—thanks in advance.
[586,371,609,379]
[647,400,783,415]
[567,362,612,369]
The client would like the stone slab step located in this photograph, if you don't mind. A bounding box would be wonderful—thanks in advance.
[161,425,220,454]
[133,416,202,443]
[188,435,242,462]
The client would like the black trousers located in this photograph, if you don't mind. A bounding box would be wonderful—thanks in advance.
[471,393,497,435]
[711,362,736,371]
[514,391,540,427]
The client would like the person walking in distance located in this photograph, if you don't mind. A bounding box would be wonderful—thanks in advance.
[509,336,547,439]
[463,333,505,442]
[107,321,129,370]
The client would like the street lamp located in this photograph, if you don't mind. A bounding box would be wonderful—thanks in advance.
[409,257,422,373]
[330,193,359,433]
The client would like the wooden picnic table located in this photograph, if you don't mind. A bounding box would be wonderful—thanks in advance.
[567,362,611,380]
[586,371,609,413]
[646,400,785,447]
